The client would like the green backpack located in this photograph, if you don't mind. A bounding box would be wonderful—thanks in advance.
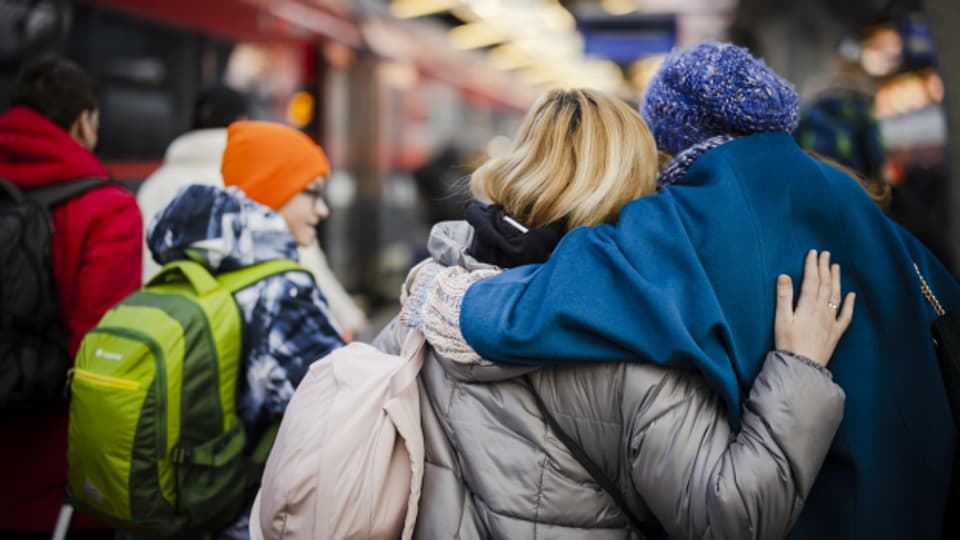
[67,258,307,539]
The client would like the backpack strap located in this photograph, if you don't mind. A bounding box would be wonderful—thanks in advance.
[389,330,427,398]
[23,178,109,209]
[148,260,221,296]
[522,375,665,539]
[149,259,312,297]
[216,259,313,294]
[250,423,281,466]
[0,178,26,203]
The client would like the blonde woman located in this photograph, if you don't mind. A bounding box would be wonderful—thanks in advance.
[374,89,853,539]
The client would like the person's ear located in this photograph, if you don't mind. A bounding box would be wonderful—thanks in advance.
[68,112,85,144]
[69,109,98,150]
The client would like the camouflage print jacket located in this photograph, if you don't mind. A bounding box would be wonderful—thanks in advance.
[148,185,343,448]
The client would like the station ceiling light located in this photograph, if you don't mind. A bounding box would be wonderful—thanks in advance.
[628,54,665,92]
[388,0,625,93]
[520,62,570,87]
[390,0,458,18]
[489,43,536,71]
[601,0,637,16]
[542,3,576,31]
[448,21,507,49]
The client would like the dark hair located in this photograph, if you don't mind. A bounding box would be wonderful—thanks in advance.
[12,57,98,131]
[191,84,248,130]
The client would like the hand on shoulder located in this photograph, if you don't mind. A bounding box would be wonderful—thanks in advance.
[774,250,855,366]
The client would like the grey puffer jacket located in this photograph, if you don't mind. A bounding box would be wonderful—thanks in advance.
[373,221,845,540]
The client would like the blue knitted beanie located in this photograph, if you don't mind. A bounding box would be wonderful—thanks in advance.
[641,42,800,155]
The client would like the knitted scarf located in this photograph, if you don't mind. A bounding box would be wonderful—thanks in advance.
[656,134,735,189]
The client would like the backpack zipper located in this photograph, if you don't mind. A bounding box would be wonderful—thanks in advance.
[72,368,140,390]
[83,327,168,460]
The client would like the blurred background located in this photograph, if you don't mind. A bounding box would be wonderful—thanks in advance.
[1,0,957,337]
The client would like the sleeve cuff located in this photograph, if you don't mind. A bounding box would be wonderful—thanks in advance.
[773,349,833,379]
[423,266,499,365]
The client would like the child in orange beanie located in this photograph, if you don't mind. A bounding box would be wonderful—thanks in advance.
[146,121,343,540]
[222,121,331,246]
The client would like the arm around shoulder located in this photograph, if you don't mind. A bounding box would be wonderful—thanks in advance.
[629,250,852,539]
[626,351,844,540]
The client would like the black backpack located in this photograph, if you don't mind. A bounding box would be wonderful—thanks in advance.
[0,177,107,411]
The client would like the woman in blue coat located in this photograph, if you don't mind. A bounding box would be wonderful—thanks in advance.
[405,43,960,539]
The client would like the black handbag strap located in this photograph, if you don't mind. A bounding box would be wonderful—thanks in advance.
[522,375,664,539]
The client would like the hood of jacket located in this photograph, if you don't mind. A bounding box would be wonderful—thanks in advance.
[0,106,107,187]
[147,184,298,273]
[162,128,227,168]
[405,220,531,383]
[425,220,485,270]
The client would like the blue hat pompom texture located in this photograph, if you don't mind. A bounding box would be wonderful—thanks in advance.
[641,42,801,155]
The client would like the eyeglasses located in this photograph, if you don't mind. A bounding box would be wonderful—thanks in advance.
[302,187,325,202]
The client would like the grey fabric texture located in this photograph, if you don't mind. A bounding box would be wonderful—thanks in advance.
[373,221,845,540]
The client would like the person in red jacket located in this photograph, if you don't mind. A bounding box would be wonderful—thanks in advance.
[0,57,142,539]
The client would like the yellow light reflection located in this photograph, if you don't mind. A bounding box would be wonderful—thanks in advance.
[390,0,458,19]
[629,55,665,93]
[542,4,576,31]
[489,44,535,71]
[520,64,564,86]
[467,0,502,18]
[286,91,314,128]
[601,0,636,16]
[449,22,507,49]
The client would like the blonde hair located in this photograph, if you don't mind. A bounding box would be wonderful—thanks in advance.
[470,88,658,230]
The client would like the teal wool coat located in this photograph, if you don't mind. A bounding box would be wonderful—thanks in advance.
[460,132,960,539]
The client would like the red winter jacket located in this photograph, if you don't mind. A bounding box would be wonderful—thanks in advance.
[0,106,142,532]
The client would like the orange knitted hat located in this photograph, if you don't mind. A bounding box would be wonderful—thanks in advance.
[221,121,330,210]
